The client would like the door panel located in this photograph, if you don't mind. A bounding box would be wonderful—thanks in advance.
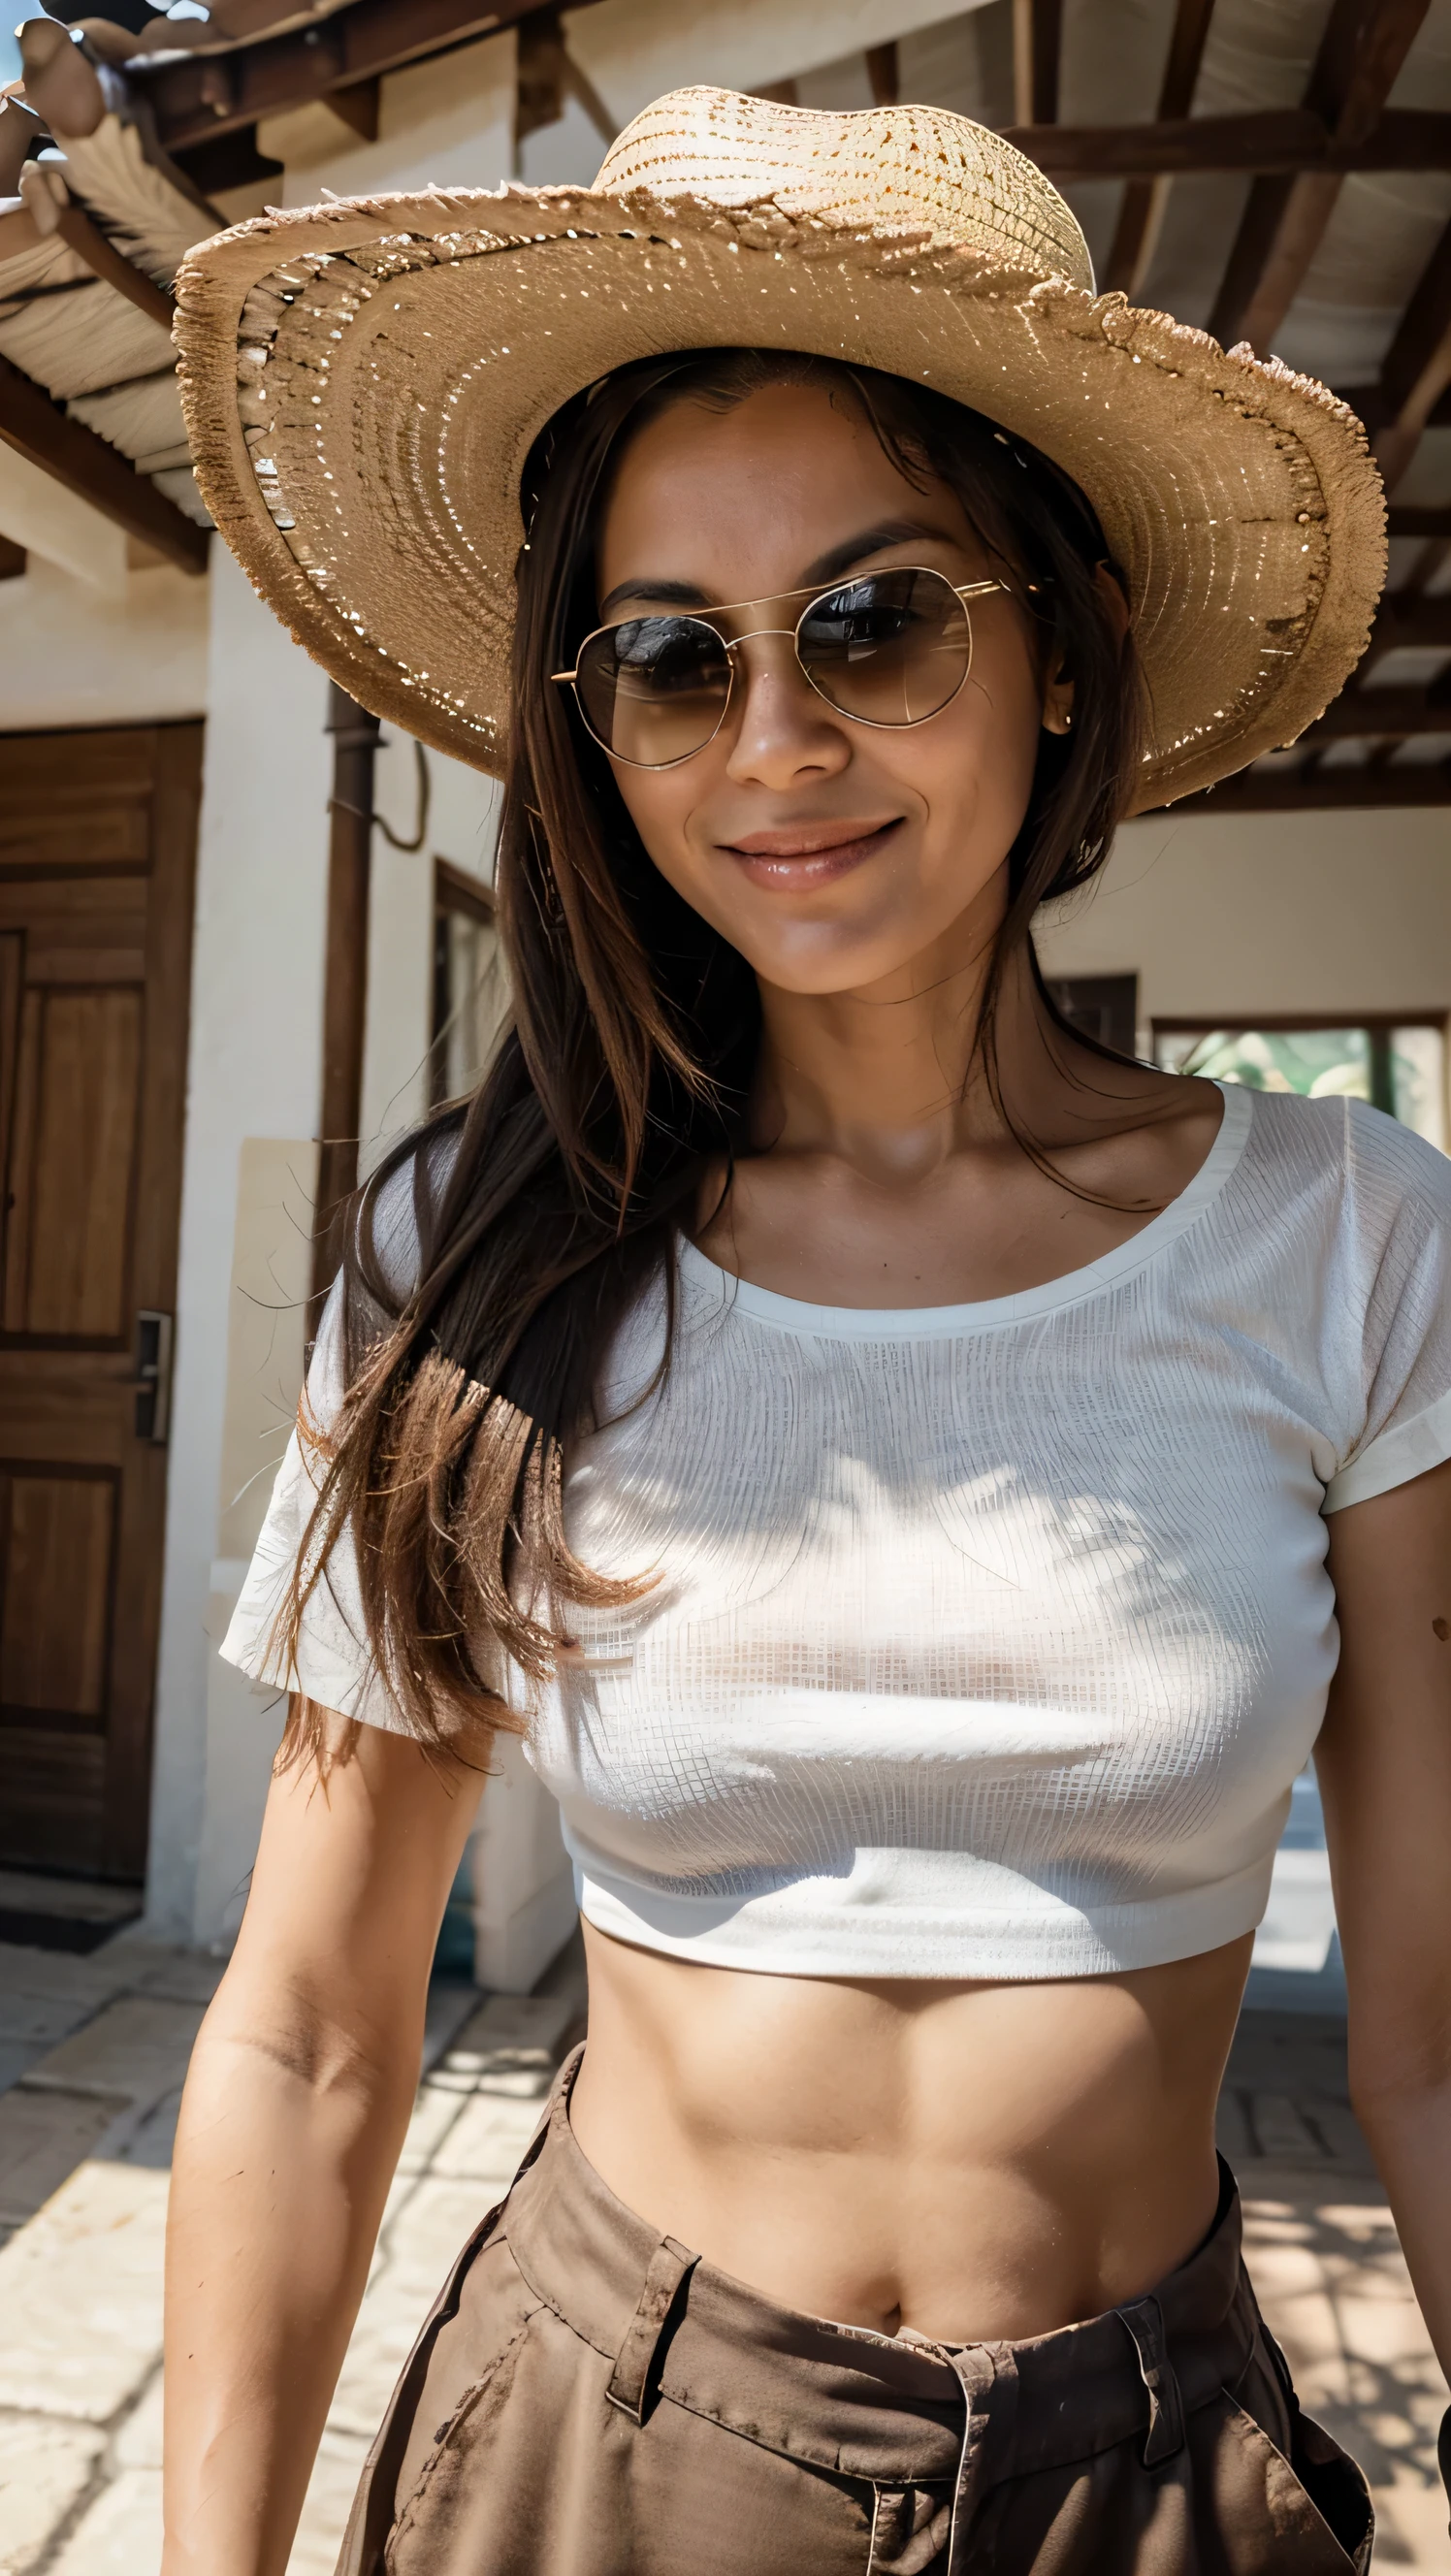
[0,724,200,1879]
[17,989,143,1336]
[0,1471,116,1715]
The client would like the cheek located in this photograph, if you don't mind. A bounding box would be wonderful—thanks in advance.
[610,769,702,890]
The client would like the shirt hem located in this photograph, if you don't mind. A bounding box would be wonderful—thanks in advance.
[573,1860,1274,1982]
[1323,1383,1451,1513]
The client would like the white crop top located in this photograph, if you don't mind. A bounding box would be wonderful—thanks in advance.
[224,1087,1451,1980]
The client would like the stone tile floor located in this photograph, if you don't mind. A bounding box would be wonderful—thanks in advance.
[0,1930,1445,2572]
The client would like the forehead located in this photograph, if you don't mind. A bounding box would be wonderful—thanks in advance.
[596,381,977,595]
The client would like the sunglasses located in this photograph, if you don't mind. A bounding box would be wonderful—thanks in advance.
[551,565,1013,770]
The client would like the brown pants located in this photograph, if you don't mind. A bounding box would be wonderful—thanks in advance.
[338,2049,1373,2575]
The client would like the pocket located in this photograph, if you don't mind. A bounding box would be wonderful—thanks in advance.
[1210,2393,1373,2575]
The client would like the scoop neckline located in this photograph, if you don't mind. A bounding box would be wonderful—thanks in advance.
[676,1080,1252,1340]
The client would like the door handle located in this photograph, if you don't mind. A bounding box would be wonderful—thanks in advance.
[134,1309,174,1444]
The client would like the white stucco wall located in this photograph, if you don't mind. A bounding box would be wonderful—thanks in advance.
[1036,805,1451,1026]
[145,547,333,1941]
[0,551,209,727]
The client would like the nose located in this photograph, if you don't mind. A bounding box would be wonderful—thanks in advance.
[721,630,852,789]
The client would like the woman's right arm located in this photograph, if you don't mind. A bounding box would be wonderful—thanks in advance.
[161,1713,485,2576]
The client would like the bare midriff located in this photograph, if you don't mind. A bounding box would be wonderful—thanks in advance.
[567,1923,1254,2345]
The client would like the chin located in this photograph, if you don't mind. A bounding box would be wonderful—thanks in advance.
[741,929,924,994]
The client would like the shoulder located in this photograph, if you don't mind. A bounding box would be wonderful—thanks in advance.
[1232,1090,1451,1314]
[1238,1085,1451,1205]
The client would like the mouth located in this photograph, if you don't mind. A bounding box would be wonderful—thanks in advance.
[721,819,903,888]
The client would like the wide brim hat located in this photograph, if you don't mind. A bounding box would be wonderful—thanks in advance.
[175,84,1385,812]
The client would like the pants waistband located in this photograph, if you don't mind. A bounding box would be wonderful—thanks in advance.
[500,2047,1259,2493]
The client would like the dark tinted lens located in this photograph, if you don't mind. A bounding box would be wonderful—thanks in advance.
[797,568,970,725]
[574,615,732,766]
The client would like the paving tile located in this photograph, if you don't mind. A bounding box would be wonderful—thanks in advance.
[0,1948,134,2010]
[430,1992,576,2098]
[1242,2174,1450,2503]
[427,2089,541,2187]
[0,2090,122,2231]
[1370,2470,1451,2566]
[46,2466,162,2575]
[395,2077,467,2176]
[113,2368,163,2470]
[0,2044,40,2099]
[0,2411,106,2574]
[380,2175,502,2289]
[0,2162,168,2422]
[114,1942,229,2006]
[23,1996,206,2110]
[115,2085,183,2172]
[0,1992,99,2050]
[420,1980,483,2075]
[326,2296,430,2441]
[1248,2091,1325,2161]
[288,2428,369,2573]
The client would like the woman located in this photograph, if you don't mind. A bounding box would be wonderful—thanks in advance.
[165,87,1449,2576]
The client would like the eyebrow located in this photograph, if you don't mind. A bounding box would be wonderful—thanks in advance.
[597,517,959,621]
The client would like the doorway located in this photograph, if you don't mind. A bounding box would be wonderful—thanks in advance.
[0,723,201,1881]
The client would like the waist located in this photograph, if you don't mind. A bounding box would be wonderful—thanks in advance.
[570,1922,1253,2341]
[508,2043,1263,2484]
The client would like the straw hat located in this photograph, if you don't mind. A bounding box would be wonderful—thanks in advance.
[175,84,1385,811]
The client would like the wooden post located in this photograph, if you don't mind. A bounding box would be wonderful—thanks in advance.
[309,683,380,1331]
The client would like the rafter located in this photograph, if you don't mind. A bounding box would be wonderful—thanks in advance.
[1370,212,1451,488]
[1008,107,1451,177]
[865,43,900,109]
[1358,591,1451,665]
[1207,0,1432,353]
[1299,688,1451,740]
[1013,0,1063,127]
[1387,506,1451,537]
[0,351,207,576]
[132,0,612,151]
[1172,763,1451,810]
[1104,0,1218,296]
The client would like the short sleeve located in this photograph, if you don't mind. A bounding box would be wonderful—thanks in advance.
[217,1139,457,1731]
[219,1276,414,1731]
[1322,1104,1451,1513]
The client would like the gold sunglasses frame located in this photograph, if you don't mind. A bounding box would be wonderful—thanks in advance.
[550,568,1011,770]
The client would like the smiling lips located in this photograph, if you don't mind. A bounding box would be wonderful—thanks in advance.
[723,820,902,887]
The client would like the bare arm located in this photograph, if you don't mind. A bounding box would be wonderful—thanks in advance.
[1319,1453,1451,2376]
[161,1715,486,2576]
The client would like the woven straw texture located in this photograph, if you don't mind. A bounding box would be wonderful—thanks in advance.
[174,84,1386,809]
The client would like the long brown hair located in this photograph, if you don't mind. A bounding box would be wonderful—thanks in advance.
[279,349,1145,1765]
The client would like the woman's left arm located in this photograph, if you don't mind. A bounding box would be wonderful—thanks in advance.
[1318,1451,1451,2375]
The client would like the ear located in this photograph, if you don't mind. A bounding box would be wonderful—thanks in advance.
[1042,560,1131,736]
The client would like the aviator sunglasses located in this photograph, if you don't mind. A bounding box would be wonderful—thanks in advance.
[551,565,1014,770]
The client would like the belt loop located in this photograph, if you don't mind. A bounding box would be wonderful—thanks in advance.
[604,2236,697,2425]
[1119,2296,1186,2467]
[942,2344,1019,2574]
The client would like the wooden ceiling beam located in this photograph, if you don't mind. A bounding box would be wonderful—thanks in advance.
[1168,760,1451,810]
[1013,0,1063,127]
[1387,504,1451,539]
[1207,0,1433,353]
[1006,108,1451,177]
[1359,591,1451,660]
[1300,687,1451,740]
[1104,0,1218,295]
[0,349,208,575]
[865,42,900,109]
[1370,212,1451,489]
[132,0,611,151]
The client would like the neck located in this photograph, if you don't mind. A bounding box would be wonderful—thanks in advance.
[751,877,1042,1183]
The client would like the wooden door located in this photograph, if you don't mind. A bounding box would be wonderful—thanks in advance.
[0,724,201,1880]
